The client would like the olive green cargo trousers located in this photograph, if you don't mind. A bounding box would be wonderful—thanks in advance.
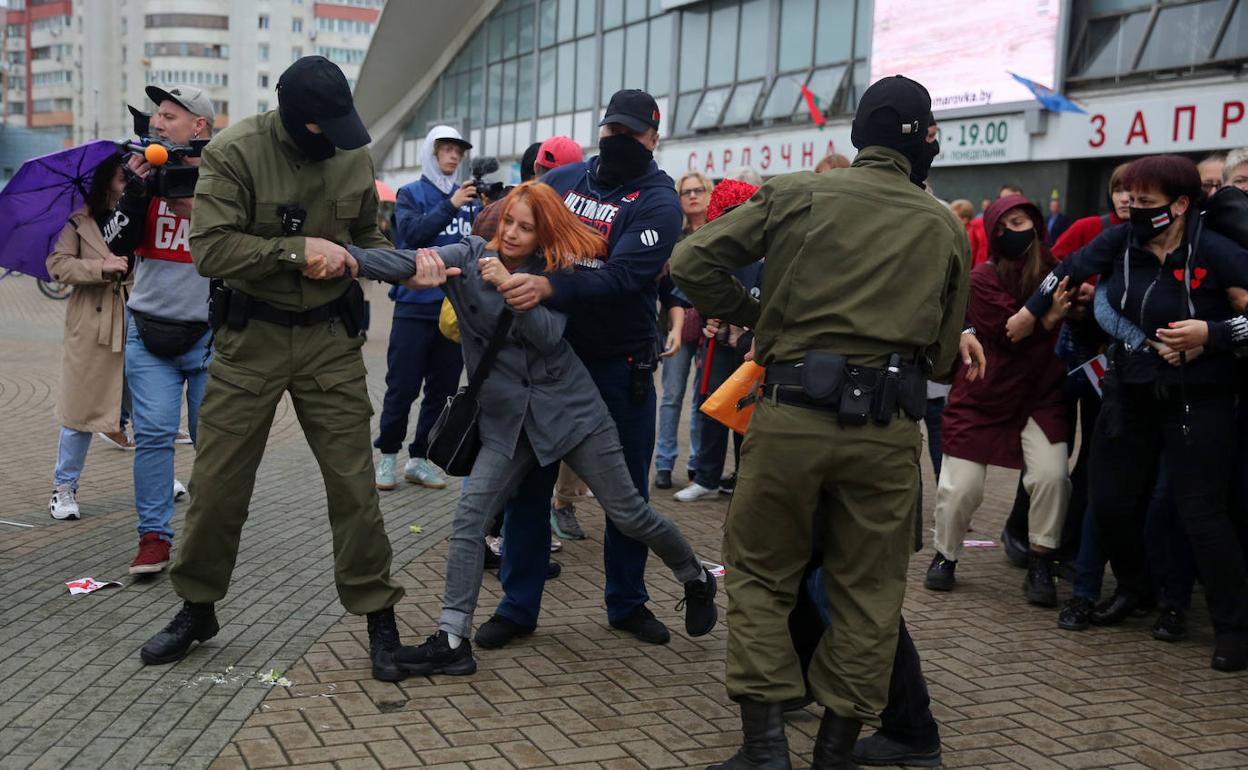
[170,318,405,615]
[723,397,921,726]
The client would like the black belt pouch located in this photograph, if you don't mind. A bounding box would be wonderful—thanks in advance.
[799,351,846,407]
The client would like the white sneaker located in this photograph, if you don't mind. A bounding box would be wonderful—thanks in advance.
[485,535,503,557]
[550,535,563,553]
[376,454,398,490]
[173,479,188,502]
[404,458,449,489]
[175,431,193,445]
[674,482,719,502]
[49,484,80,520]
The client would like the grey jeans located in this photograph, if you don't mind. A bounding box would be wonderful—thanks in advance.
[440,421,704,637]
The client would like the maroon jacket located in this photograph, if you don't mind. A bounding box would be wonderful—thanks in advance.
[941,196,1069,469]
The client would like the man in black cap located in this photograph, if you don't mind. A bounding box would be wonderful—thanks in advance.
[137,56,418,682]
[671,75,973,769]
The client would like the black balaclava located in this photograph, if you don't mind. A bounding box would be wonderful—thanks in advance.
[597,134,653,186]
[279,100,336,161]
[520,142,542,182]
[851,76,937,187]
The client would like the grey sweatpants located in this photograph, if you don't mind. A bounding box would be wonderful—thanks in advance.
[439,421,703,637]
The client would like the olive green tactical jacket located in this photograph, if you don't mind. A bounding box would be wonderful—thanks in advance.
[670,147,970,378]
[189,110,391,311]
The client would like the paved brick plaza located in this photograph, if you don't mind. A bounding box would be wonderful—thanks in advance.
[0,275,1245,770]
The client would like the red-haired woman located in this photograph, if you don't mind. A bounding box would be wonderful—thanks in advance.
[1007,154,1248,672]
[345,181,717,675]
[927,195,1074,606]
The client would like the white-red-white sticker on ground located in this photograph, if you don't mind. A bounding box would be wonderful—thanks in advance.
[66,577,122,595]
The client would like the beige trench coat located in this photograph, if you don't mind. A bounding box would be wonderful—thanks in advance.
[46,207,131,433]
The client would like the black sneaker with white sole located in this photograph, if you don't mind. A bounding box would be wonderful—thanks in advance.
[395,630,478,676]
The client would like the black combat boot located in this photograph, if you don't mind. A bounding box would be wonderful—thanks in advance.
[707,699,792,770]
[140,601,218,664]
[810,710,863,770]
[1023,552,1058,607]
[367,606,410,682]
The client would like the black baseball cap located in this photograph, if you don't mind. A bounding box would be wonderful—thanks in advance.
[277,56,370,150]
[600,89,661,133]
[850,75,932,153]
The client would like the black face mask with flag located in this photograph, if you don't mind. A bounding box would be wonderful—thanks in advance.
[1129,202,1175,243]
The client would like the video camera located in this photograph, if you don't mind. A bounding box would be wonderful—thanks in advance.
[470,156,512,202]
[117,105,207,199]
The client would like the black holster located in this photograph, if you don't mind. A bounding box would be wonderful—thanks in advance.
[334,281,367,338]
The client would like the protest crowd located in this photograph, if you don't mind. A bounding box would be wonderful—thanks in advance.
[29,53,1248,770]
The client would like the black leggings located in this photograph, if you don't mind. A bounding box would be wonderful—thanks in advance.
[1090,381,1248,639]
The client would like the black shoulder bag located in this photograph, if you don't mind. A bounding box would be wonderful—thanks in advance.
[425,310,514,476]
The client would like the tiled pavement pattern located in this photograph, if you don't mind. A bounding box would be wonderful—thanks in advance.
[0,274,1244,769]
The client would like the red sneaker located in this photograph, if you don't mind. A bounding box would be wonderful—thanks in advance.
[129,532,171,574]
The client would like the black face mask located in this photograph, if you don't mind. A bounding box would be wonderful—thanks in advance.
[597,134,653,186]
[908,140,939,186]
[994,227,1035,261]
[279,104,336,162]
[1128,203,1175,244]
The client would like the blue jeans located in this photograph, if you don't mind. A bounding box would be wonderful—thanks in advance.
[497,357,656,627]
[53,427,93,489]
[125,323,210,540]
[375,314,464,458]
[655,342,701,473]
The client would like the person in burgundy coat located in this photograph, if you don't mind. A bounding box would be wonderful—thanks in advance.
[1002,163,1132,572]
[926,195,1074,606]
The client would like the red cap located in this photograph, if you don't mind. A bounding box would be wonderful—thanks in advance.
[535,136,582,172]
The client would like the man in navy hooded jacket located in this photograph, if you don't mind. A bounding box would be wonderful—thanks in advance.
[374,125,476,491]
[472,90,688,648]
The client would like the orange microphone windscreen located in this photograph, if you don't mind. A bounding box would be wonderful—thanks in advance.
[144,144,169,166]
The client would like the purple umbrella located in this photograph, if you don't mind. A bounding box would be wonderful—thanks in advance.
[0,139,120,281]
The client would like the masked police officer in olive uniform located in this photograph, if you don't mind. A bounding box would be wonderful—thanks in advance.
[139,57,415,682]
[672,76,970,770]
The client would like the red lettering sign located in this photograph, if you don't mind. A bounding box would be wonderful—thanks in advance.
[1089,114,1106,148]
[1223,101,1245,139]
[1173,105,1195,142]
[1126,111,1149,145]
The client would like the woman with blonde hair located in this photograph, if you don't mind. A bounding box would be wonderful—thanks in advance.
[655,171,715,488]
[343,181,717,674]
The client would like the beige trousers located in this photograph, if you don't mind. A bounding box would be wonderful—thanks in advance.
[933,417,1070,561]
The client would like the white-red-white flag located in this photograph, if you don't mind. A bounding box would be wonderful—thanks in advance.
[1079,354,1109,397]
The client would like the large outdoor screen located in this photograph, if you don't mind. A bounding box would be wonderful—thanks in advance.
[869,0,1062,111]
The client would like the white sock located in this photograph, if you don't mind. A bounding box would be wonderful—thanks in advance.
[446,632,463,649]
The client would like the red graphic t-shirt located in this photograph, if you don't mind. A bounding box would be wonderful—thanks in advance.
[134,198,193,263]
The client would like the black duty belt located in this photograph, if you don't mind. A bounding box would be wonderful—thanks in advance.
[246,298,337,327]
[762,356,926,424]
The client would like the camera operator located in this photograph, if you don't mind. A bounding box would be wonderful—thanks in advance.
[373,125,475,492]
[103,85,214,577]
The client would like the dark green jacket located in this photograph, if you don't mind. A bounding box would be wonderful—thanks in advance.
[670,147,970,377]
[189,110,391,311]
